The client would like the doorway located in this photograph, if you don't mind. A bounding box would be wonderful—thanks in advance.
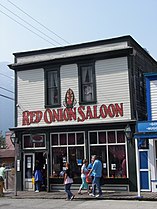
[23,152,47,191]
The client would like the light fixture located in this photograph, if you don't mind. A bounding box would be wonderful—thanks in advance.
[10,132,17,146]
[124,124,132,142]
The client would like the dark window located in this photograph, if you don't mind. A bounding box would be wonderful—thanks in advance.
[78,63,96,104]
[45,67,60,107]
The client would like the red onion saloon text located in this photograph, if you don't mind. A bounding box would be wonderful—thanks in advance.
[22,103,123,125]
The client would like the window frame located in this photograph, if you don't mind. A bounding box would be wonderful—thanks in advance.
[44,66,61,108]
[78,62,97,105]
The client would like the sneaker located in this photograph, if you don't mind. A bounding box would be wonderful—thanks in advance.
[78,191,81,194]
[70,195,75,200]
[89,193,95,197]
[95,194,102,198]
[35,190,39,192]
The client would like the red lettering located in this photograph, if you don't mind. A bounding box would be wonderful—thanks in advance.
[100,105,107,118]
[85,106,94,119]
[108,104,115,118]
[93,105,100,119]
[115,103,123,117]
[44,109,53,124]
[22,111,30,125]
[78,106,85,122]
[34,111,42,123]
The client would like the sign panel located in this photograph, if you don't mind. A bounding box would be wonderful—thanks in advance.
[137,121,157,133]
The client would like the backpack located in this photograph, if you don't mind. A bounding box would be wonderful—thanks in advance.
[69,170,74,178]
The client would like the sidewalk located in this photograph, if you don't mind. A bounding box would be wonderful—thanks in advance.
[2,190,157,201]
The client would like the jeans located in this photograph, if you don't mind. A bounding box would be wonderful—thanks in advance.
[65,183,73,199]
[92,176,102,195]
[35,181,41,191]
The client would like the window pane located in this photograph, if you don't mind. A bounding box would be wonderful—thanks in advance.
[68,133,75,145]
[89,132,97,144]
[82,84,93,101]
[51,134,58,145]
[99,132,106,144]
[60,134,66,145]
[76,133,84,144]
[80,64,95,103]
[23,135,33,148]
[90,146,107,177]
[117,131,125,143]
[52,147,67,176]
[108,131,116,143]
[47,70,59,105]
[108,145,126,178]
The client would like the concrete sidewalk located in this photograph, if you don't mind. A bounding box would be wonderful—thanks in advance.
[2,190,157,201]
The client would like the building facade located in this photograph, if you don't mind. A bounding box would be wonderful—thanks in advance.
[9,36,157,192]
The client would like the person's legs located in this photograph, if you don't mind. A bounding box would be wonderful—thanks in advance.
[35,181,40,191]
[95,177,102,196]
[65,183,73,200]
[91,176,96,196]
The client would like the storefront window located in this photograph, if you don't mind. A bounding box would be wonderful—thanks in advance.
[51,132,85,178]
[23,134,46,149]
[89,130,127,178]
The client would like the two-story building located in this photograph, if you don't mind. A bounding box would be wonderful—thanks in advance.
[9,35,157,192]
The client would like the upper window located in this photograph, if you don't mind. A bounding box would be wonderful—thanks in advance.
[45,67,60,107]
[78,63,96,104]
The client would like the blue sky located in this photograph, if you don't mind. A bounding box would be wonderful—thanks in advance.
[0,0,157,63]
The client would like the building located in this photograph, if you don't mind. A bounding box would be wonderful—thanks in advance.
[9,35,157,192]
[135,73,157,192]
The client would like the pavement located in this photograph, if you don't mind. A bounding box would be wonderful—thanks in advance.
[2,190,157,201]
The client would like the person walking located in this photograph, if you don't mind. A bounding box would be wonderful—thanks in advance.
[34,160,43,192]
[64,162,75,201]
[88,155,103,197]
[78,159,89,194]
[0,163,6,193]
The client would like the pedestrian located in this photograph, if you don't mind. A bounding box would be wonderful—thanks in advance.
[33,160,43,192]
[64,162,75,201]
[0,163,6,192]
[78,159,89,194]
[87,156,94,192]
[88,155,103,197]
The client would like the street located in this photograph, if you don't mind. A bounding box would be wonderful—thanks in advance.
[0,199,156,209]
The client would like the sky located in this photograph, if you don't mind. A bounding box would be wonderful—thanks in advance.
[0,0,157,64]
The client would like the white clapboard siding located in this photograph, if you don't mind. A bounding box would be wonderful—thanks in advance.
[17,57,131,127]
[17,68,45,126]
[150,80,157,120]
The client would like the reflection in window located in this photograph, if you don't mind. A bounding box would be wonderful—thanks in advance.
[76,133,84,144]
[68,133,75,145]
[117,131,125,143]
[108,145,126,178]
[89,132,97,144]
[99,132,106,144]
[51,134,58,145]
[23,135,46,149]
[108,131,116,143]
[60,134,66,145]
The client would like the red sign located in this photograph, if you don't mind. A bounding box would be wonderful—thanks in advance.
[22,103,123,126]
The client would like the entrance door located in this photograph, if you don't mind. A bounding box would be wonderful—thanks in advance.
[23,153,35,191]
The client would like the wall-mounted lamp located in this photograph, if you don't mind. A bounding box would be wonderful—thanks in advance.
[124,124,132,142]
[10,132,18,146]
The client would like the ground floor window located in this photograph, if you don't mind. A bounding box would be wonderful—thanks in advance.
[50,132,85,178]
[89,130,127,178]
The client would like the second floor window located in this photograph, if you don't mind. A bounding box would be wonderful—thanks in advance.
[78,63,96,104]
[45,68,60,107]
